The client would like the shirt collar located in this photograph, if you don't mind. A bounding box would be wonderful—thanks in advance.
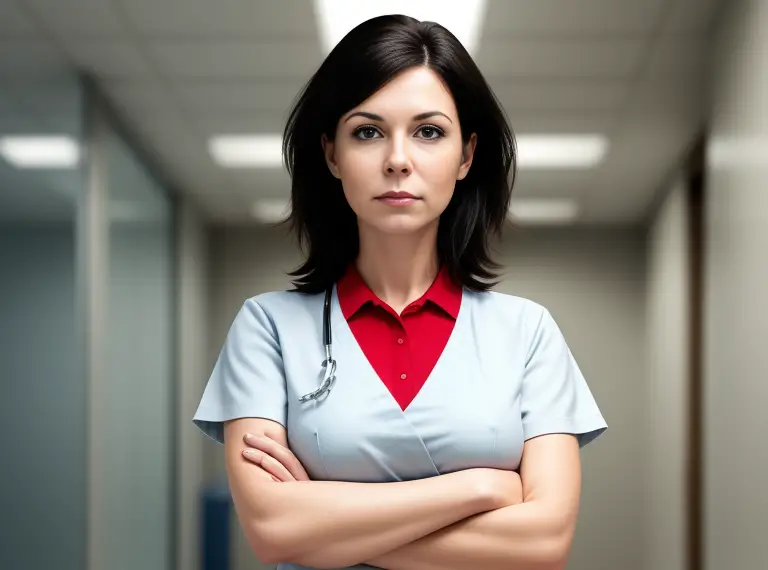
[337,264,462,320]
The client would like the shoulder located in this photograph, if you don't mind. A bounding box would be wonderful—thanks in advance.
[462,289,558,353]
[234,289,324,336]
[464,289,549,328]
[244,289,322,315]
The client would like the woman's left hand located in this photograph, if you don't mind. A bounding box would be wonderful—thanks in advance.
[241,433,311,482]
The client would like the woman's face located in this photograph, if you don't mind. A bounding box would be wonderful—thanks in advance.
[322,67,476,236]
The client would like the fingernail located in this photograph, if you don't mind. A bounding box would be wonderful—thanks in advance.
[243,449,261,457]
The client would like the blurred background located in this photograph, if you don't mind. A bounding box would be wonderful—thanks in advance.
[0,0,765,569]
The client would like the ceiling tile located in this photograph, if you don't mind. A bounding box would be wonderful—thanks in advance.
[123,116,207,161]
[102,80,177,110]
[624,76,708,118]
[663,0,724,35]
[0,113,81,136]
[195,112,289,135]
[121,0,318,38]
[227,169,291,191]
[510,112,618,134]
[0,89,19,116]
[588,122,694,201]
[8,77,82,115]
[148,39,322,79]
[0,114,37,133]
[192,193,256,224]
[0,41,70,77]
[478,38,647,79]
[482,0,667,37]
[512,170,593,196]
[144,140,226,194]
[24,0,127,37]
[0,2,38,37]
[643,36,710,80]
[493,81,629,112]
[175,81,303,113]
[64,41,155,78]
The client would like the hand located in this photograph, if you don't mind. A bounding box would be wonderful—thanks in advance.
[242,433,310,482]
[471,468,524,510]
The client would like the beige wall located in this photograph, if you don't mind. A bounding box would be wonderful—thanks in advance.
[645,174,691,570]
[704,0,768,568]
[206,224,647,570]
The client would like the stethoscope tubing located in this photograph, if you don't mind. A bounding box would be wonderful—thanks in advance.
[298,287,336,402]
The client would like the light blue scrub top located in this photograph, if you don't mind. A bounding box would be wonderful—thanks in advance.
[194,287,607,570]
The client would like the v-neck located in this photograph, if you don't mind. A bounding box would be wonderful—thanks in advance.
[332,284,467,413]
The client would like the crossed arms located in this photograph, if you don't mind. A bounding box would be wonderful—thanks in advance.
[223,418,581,570]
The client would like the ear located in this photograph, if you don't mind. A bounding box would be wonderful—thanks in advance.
[456,133,477,181]
[321,134,341,179]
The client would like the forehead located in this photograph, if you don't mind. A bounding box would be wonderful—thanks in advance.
[347,67,458,118]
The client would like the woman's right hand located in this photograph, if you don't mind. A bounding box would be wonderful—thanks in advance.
[471,467,524,510]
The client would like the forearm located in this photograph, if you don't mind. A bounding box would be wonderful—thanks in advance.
[233,468,494,567]
[367,500,573,570]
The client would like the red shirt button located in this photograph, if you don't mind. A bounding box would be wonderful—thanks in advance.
[337,265,462,411]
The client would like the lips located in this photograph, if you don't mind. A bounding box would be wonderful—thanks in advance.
[377,191,418,199]
[375,191,420,207]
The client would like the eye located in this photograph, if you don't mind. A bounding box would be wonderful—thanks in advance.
[416,125,445,140]
[353,125,381,140]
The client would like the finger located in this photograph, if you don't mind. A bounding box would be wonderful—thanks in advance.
[242,448,295,482]
[244,434,310,481]
[238,457,283,483]
[242,439,302,482]
[261,434,311,481]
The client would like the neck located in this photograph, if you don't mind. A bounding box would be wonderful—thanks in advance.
[356,222,440,314]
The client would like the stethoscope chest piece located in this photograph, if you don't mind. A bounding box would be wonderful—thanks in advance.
[299,287,337,403]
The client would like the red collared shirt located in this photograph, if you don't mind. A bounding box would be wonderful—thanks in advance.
[336,265,462,410]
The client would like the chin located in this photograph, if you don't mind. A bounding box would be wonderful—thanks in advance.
[364,214,439,236]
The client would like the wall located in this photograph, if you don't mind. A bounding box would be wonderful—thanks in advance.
[0,224,85,570]
[204,224,646,570]
[102,223,173,569]
[176,199,210,570]
[704,0,768,568]
[84,117,176,570]
[645,175,691,570]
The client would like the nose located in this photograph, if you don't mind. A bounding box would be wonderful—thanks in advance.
[384,137,412,175]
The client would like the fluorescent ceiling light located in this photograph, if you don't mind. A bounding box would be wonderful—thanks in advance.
[516,134,608,169]
[209,134,283,168]
[250,198,290,224]
[0,136,80,168]
[509,199,580,225]
[313,0,487,54]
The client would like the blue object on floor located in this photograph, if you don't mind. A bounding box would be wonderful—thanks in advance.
[202,483,232,570]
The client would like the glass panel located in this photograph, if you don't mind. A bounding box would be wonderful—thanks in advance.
[100,124,174,570]
[0,74,87,570]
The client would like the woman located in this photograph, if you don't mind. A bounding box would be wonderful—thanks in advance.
[194,14,607,570]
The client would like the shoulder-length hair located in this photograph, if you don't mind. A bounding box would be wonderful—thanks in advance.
[283,14,516,293]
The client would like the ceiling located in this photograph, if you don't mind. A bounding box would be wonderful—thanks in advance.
[0,0,722,225]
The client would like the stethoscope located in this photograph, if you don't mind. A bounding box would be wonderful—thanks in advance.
[298,287,336,403]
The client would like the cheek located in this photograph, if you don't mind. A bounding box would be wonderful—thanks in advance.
[336,155,375,206]
[419,151,463,200]
[336,142,374,176]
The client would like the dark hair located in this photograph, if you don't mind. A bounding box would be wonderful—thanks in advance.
[283,14,516,293]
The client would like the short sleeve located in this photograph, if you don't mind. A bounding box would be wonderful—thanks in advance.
[193,298,287,445]
[521,308,607,448]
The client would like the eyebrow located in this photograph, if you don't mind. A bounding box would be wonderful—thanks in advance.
[344,111,453,124]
